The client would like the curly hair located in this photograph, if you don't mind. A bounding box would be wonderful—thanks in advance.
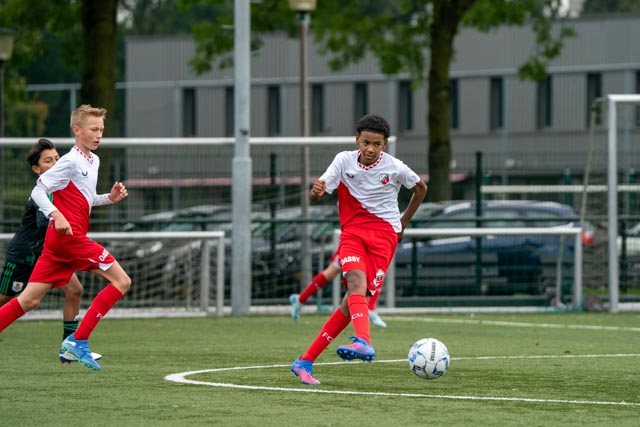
[355,114,390,139]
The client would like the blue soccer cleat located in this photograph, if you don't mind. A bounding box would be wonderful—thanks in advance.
[60,333,101,371]
[290,358,320,385]
[289,293,301,322]
[336,336,376,362]
[59,347,103,364]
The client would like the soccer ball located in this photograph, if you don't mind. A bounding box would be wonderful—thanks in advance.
[408,338,450,380]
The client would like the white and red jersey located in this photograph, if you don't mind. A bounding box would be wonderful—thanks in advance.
[319,150,421,233]
[32,146,112,236]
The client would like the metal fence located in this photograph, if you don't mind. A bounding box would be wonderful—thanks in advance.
[1,137,639,313]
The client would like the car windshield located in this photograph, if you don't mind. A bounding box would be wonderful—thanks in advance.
[426,208,525,228]
[411,201,577,229]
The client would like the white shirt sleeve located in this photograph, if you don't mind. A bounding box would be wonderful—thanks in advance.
[93,193,113,206]
[31,183,57,217]
[319,151,347,195]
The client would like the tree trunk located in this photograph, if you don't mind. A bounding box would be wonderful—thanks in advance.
[428,0,476,202]
[81,0,117,137]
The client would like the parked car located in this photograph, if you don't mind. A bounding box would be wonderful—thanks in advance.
[118,203,339,300]
[250,205,339,297]
[395,200,593,300]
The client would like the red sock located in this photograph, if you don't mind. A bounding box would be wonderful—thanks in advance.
[301,309,350,362]
[74,284,123,340]
[348,294,370,344]
[0,299,26,333]
[368,290,381,311]
[299,272,329,304]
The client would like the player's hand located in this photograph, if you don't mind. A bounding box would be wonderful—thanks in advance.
[108,181,128,203]
[310,180,326,201]
[50,211,73,235]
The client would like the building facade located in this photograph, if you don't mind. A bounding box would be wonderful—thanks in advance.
[124,15,640,194]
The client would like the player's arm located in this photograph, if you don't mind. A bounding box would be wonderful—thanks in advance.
[310,180,326,202]
[398,180,428,241]
[93,181,128,206]
[27,195,50,231]
[35,204,50,230]
[310,152,343,202]
[31,184,72,235]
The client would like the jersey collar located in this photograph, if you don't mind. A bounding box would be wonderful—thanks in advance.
[73,145,94,164]
[356,151,384,170]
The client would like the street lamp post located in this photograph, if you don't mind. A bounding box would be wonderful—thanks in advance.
[289,0,316,289]
[0,28,15,228]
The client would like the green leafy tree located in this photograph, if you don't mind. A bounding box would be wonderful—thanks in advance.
[0,0,117,136]
[119,0,223,35]
[581,0,640,14]
[184,0,573,201]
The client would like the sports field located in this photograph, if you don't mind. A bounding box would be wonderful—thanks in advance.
[1,312,639,426]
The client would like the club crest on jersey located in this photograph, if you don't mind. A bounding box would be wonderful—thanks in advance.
[373,269,385,288]
[11,281,25,293]
[379,173,390,185]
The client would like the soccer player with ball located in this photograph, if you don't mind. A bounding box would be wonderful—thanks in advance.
[291,114,427,385]
[0,105,130,371]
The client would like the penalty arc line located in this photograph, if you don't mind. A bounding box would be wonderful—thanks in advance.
[164,356,640,408]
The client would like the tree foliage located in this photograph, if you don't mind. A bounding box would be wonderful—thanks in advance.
[581,0,640,14]
[187,0,574,201]
[0,0,119,136]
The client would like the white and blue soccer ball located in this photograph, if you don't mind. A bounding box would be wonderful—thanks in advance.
[408,338,450,380]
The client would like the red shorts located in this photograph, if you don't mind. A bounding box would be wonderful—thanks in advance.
[29,227,115,288]
[338,226,397,295]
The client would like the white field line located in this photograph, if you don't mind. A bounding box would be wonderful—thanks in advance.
[164,355,640,407]
[392,316,640,332]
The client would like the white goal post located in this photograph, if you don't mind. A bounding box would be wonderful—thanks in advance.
[0,231,225,317]
[478,94,640,313]
[332,227,583,312]
[606,94,640,313]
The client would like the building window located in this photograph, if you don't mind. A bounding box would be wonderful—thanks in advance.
[267,85,281,136]
[183,88,196,137]
[586,72,602,127]
[536,76,552,129]
[635,71,640,126]
[490,76,503,131]
[354,82,368,122]
[398,80,413,132]
[225,86,234,137]
[450,79,459,130]
[311,83,324,134]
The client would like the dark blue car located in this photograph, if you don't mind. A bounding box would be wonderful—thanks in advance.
[394,200,592,299]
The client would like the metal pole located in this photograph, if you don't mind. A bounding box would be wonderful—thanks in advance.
[216,236,225,317]
[231,0,252,316]
[607,96,619,313]
[573,232,583,311]
[299,11,312,289]
[0,60,4,137]
[200,240,211,314]
[0,61,5,226]
[475,151,484,294]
